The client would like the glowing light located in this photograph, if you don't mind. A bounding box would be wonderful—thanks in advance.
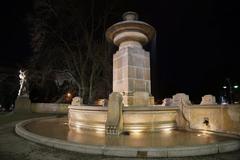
[201,130,210,136]
[197,134,201,136]
[67,92,71,97]
[162,128,172,134]
[234,85,239,89]
[131,129,142,133]
[223,86,227,89]
[162,128,172,131]
[131,129,143,136]
[95,128,105,134]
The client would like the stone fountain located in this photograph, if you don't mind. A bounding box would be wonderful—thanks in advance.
[68,12,177,135]
[15,12,240,158]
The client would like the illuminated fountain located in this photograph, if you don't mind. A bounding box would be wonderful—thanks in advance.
[15,12,240,157]
[68,11,177,135]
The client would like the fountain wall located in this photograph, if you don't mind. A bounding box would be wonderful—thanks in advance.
[68,105,178,132]
[182,104,240,136]
[68,103,240,136]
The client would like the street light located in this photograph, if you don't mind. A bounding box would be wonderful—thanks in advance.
[67,92,71,97]
[234,85,239,89]
[65,92,73,103]
[226,78,234,104]
[221,78,239,104]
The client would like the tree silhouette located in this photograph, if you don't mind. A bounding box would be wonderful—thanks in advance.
[28,0,117,103]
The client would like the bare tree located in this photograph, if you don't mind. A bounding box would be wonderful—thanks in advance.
[28,0,116,103]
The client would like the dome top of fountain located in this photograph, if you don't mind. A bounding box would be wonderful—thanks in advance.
[106,12,156,46]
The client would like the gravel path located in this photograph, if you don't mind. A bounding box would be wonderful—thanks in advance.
[1,113,240,160]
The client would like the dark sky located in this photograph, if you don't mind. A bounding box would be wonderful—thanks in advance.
[0,1,32,68]
[1,0,240,103]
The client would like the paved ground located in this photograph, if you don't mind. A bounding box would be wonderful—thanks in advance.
[1,113,240,160]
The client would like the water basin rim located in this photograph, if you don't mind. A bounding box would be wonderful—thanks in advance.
[15,117,240,157]
[16,118,239,149]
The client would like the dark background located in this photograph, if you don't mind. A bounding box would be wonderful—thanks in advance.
[0,0,239,103]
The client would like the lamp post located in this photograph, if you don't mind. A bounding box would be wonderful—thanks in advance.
[233,85,239,104]
[226,78,233,104]
[222,78,239,104]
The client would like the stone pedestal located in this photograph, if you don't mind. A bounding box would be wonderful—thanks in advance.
[113,42,151,106]
[14,96,31,113]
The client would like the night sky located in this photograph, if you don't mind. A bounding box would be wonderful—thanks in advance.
[1,0,240,103]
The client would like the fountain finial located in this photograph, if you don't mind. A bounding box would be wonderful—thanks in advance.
[122,11,138,21]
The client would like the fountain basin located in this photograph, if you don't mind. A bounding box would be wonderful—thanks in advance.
[106,21,156,46]
[68,105,178,132]
[15,116,240,157]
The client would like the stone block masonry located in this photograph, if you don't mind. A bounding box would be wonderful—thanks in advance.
[112,42,152,106]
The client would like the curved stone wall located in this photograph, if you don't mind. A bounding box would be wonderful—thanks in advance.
[68,105,178,132]
[68,106,107,131]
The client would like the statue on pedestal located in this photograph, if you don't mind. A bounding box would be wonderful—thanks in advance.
[15,69,31,113]
[18,70,29,97]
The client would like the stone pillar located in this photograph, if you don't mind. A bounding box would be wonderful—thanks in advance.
[113,41,151,106]
[106,11,156,106]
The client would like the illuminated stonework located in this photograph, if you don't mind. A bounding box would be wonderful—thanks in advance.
[106,12,155,106]
[200,95,217,105]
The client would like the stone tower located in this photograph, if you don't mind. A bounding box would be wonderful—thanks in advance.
[106,11,156,106]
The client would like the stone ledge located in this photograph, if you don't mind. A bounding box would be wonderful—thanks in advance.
[123,105,179,111]
[68,105,108,111]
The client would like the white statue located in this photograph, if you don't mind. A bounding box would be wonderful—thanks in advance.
[18,70,28,96]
